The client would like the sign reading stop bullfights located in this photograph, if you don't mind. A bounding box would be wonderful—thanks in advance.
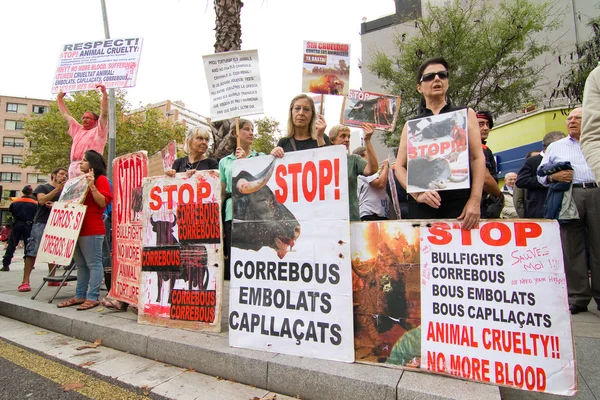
[37,202,87,265]
[420,220,576,395]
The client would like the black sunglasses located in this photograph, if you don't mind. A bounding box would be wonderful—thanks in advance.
[420,70,449,82]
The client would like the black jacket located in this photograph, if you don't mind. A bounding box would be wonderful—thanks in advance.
[515,154,546,218]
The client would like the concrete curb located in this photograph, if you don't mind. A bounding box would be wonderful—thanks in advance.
[0,293,500,400]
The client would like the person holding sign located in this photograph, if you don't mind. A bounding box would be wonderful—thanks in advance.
[58,150,112,310]
[329,124,379,221]
[219,119,283,279]
[274,94,330,153]
[57,84,109,179]
[18,168,68,292]
[166,127,218,177]
[395,57,485,230]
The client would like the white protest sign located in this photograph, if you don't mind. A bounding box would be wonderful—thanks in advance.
[52,37,143,93]
[420,220,576,395]
[37,202,87,265]
[229,146,354,362]
[202,49,263,121]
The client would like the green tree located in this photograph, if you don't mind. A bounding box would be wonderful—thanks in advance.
[253,116,280,154]
[557,16,600,103]
[23,90,187,173]
[368,0,557,147]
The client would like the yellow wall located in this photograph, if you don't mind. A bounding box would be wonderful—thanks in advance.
[487,108,571,153]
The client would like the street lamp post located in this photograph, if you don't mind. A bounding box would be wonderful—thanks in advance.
[100,0,117,178]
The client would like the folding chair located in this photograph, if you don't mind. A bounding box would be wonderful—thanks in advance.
[31,260,77,303]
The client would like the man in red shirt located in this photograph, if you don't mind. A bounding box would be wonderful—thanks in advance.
[57,84,109,179]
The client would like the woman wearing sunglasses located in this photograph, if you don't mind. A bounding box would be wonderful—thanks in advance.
[394,57,485,230]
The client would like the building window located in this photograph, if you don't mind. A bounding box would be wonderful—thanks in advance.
[1,172,21,182]
[2,137,25,147]
[28,173,48,184]
[1,155,22,165]
[32,105,49,115]
[6,103,27,114]
[4,120,25,130]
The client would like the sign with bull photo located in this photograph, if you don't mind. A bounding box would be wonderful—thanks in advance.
[138,171,223,332]
[341,90,400,132]
[229,146,355,362]
[406,108,470,193]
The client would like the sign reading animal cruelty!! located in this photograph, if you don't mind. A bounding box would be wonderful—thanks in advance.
[351,220,576,396]
[202,49,264,121]
[406,109,470,193]
[110,152,148,305]
[302,41,350,96]
[229,146,355,362]
[138,171,223,332]
[36,202,87,265]
[52,37,143,93]
[341,90,400,132]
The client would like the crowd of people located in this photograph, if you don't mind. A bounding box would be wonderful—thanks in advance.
[3,59,600,318]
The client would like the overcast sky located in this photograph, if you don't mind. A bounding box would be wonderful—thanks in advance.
[2,0,395,135]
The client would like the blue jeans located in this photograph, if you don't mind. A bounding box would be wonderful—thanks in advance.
[74,235,104,301]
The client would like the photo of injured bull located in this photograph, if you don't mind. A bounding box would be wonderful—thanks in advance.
[341,90,400,132]
[352,221,421,368]
[406,108,470,193]
[138,171,223,332]
[231,158,301,258]
[59,174,89,204]
[302,40,350,96]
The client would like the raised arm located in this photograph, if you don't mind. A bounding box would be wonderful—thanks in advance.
[361,123,379,176]
[369,160,389,190]
[56,91,75,123]
[97,84,109,130]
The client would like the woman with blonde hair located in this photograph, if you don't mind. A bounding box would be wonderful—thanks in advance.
[273,94,329,154]
[166,126,218,177]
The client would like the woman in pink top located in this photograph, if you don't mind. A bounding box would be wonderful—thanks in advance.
[57,85,109,179]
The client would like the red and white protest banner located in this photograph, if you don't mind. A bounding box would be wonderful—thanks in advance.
[52,37,143,93]
[302,40,350,96]
[229,146,355,362]
[351,220,576,395]
[406,109,469,193]
[36,202,86,265]
[421,220,575,395]
[109,152,148,304]
[138,171,223,332]
[202,49,263,121]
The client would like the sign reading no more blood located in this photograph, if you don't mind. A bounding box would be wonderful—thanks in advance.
[202,49,264,121]
[37,202,87,266]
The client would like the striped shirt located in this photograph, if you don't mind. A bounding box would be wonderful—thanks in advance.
[537,136,596,185]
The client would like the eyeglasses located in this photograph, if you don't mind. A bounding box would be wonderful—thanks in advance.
[420,70,449,83]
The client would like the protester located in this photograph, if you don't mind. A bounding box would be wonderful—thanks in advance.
[394,57,485,230]
[537,108,599,314]
[353,147,389,221]
[219,119,282,280]
[1,186,38,271]
[500,172,518,219]
[0,225,10,248]
[516,131,565,218]
[57,84,109,179]
[581,64,600,182]
[166,127,218,177]
[326,124,378,221]
[18,168,68,292]
[275,94,329,152]
[476,110,501,218]
[57,150,112,310]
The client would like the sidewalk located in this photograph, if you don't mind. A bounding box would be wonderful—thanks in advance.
[0,250,596,399]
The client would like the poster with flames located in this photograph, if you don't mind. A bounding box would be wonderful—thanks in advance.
[406,109,469,193]
[138,171,223,332]
[229,146,355,362]
[109,151,148,305]
[351,220,576,396]
[302,41,350,96]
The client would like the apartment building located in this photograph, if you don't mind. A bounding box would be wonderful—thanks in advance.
[0,95,50,223]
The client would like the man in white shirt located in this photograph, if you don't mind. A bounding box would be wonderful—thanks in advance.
[353,146,390,220]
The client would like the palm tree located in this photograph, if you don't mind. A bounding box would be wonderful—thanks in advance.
[211,0,244,159]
